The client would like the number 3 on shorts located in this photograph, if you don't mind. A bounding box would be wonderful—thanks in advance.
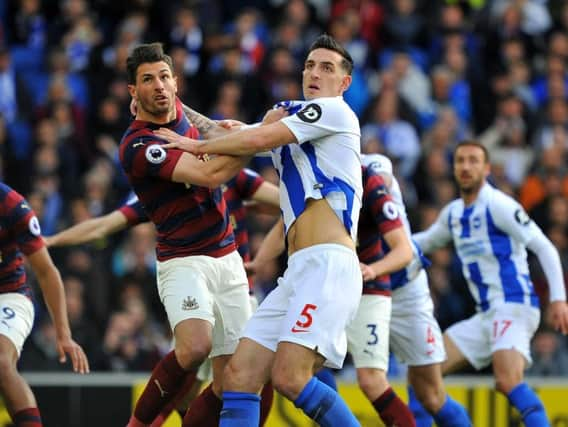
[295,304,317,328]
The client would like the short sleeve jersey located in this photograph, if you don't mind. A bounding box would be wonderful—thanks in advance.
[0,183,44,297]
[118,193,148,226]
[119,99,236,261]
[275,97,363,241]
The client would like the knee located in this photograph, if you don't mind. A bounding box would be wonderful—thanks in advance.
[222,358,262,393]
[356,369,388,401]
[495,376,519,395]
[417,390,446,414]
[175,341,211,370]
[271,365,310,401]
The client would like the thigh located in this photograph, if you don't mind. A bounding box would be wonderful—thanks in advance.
[0,294,34,357]
[224,338,275,393]
[346,294,391,370]
[445,313,492,371]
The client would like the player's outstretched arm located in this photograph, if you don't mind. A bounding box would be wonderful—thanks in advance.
[27,247,90,373]
[157,119,296,157]
[45,211,129,247]
[527,232,568,334]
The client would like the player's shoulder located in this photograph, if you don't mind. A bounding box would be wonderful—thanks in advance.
[483,183,519,211]
[301,96,358,126]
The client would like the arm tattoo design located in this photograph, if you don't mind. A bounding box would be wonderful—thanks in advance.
[181,104,218,136]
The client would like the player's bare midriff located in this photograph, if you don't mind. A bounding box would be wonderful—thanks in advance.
[286,197,355,255]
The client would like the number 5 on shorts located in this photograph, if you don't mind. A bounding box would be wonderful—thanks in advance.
[295,304,317,328]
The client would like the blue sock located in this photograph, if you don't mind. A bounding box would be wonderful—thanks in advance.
[294,377,360,427]
[408,386,433,427]
[315,368,337,391]
[433,395,472,427]
[219,391,260,427]
[507,382,550,427]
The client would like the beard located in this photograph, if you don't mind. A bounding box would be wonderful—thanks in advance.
[458,176,483,195]
[138,96,173,117]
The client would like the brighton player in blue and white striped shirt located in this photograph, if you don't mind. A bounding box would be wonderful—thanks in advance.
[363,154,471,427]
[158,34,363,427]
[413,140,568,427]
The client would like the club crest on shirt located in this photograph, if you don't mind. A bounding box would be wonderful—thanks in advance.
[28,216,41,236]
[297,103,322,123]
[145,144,166,164]
[382,201,398,220]
[514,208,531,225]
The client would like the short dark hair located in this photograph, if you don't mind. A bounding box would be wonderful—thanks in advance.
[308,34,353,75]
[126,42,174,84]
[455,140,490,163]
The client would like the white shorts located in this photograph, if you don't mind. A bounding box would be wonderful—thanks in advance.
[157,250,251,358]
[446,303,540,370]
[0,293,34,356]
[390,270,446,366]
[346,294,391,370]
[243,244,362,369]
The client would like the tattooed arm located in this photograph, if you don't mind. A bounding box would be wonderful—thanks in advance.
[181,103,236,139]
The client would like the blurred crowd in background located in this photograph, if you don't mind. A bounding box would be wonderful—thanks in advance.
[2,0,568,377]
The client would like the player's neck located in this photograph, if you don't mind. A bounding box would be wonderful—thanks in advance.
[461,187,482,206]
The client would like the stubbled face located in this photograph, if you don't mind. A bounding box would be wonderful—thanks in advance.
[302,48,351,100]
[453,144,490,195]
[128,61,177,121]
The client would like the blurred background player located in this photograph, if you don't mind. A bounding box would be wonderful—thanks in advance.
[0,182,89,427]
[413,141,568,427]
[363,153,472,427]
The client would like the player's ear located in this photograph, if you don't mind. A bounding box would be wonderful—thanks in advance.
[128,84,137,98]
[340,74,352,93]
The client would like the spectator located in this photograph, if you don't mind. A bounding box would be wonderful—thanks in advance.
[527,328,568,376]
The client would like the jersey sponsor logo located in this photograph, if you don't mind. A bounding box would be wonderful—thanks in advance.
[145,144,167,164]
[181,296,199,310]
[297,103,322,123]
[382,201,398,220]
[514,208,531,225]
[28,216,41,236]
